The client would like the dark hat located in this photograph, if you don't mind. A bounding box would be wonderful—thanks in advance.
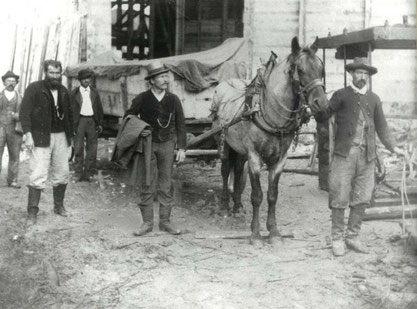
[1,71,19,82]
[345,57,377,75]
[77,69,94,80]
[145,61,170,80]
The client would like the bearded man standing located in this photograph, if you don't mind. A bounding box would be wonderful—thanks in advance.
[315,57,405,256]
[20,60,74,226]
[0,71,23,188]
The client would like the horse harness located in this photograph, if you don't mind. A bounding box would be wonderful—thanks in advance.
[218,51,324,156]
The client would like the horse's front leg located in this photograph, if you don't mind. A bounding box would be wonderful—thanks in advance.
[248,154,263,246]
[266,154,288,245]
[231,156,247,216]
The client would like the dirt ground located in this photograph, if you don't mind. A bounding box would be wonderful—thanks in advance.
[1,140,416,309]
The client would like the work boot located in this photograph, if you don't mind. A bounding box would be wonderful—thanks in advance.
[331,208,346,256]
[27,186,41,226]
[53,184,68,217]
[159,205,181,235]
[346,205,369,254]
[133,206,154,236]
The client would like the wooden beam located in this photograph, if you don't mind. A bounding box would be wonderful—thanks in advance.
[175,0,185,55]
[126,0,134,60]
[195,230,294,240]
[363,205,417,221]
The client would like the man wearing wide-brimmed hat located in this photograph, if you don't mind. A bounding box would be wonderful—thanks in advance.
[125,61,186,236]
[315,57,406,256]
[0,70,23,188]
[70,69,104,182]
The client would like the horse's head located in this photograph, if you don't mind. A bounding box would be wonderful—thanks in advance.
[288,37,327,117]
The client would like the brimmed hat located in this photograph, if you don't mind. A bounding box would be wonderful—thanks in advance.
[145,61,170,80]
[345,57,377,75]
[2,71,19,82]
[77,69,94,80]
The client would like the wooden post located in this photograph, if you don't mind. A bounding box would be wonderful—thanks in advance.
[9,24,18,71]
[322,48,326,90]
[116,0,122,49]
[221,0,229,43]
[55,19,62,61]
[38,26,50,80]
[149,0,155,58]
[127,0,134,60]
[343,45,347,88]
[298,0,306,45]
[368,42,372,91]
[120,76,129,112]
[197,0,202,51]
[175,0,185,55]
[24,27,33,90]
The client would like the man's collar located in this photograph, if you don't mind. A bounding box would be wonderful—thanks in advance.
[81,86,90,92]
[349,82,367,95]
[151,88,166,99]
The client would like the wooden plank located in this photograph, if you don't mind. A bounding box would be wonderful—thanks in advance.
[283,168,318,175]
[38,26,50,80]
[363,205,417,221]
[195,230,294,240]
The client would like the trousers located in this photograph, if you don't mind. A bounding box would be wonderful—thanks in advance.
[73,116,98,177]
[329,145,375,209]
[140,139,175,209]
[29,132,70,189]
[0,124,22,184]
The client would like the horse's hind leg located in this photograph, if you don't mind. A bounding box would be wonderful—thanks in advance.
[219,144,232,216]
[248,154,263,246]
[266,156,287,245]
[231,155,247,216]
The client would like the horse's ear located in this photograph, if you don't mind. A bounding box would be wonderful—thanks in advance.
[291,37,301,55]
[310,36,319,53]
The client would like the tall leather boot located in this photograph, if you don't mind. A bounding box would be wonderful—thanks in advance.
[53,184,68,217]
[345,205,369,254]
[27,186,41,226]
[331,208,346,256]
[133,206,154,236]
[159,205,181,235]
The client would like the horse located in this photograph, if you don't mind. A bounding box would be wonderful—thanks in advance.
[211,37,327,246]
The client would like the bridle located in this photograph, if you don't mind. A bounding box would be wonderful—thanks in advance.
[290,52,325,100]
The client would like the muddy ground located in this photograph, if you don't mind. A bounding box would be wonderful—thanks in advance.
[0,140,416,309]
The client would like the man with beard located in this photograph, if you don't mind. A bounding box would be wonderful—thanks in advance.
[315,57,406,256]
[20,60,74,226]
[70,69,103,182]
[125,61,186,236]
[0,71,23,188]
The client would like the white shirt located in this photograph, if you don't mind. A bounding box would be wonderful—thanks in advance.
[4,90,16,101]
[151,89,166,102]
[50,89,58,106]
[80,86,94,116]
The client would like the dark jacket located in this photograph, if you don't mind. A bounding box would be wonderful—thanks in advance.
[20,80,73,147]
[70,86,104,128]
[111,115,152,185]
[125,89,187,149]
[316,86,395,161]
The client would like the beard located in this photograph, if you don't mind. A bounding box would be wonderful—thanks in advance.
[46,76,62,89]
[353,79,367,89]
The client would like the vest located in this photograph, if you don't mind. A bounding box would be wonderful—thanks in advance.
[0,94,18,126]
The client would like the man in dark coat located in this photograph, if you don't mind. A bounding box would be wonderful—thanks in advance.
[20,59,74,226]
[0,71,23,188]
[70,69,104,181]
[125,61,186,236]
[315,57,405,256]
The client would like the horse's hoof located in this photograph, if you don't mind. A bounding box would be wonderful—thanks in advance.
[249,237,263,247]
[268,236,281,246]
